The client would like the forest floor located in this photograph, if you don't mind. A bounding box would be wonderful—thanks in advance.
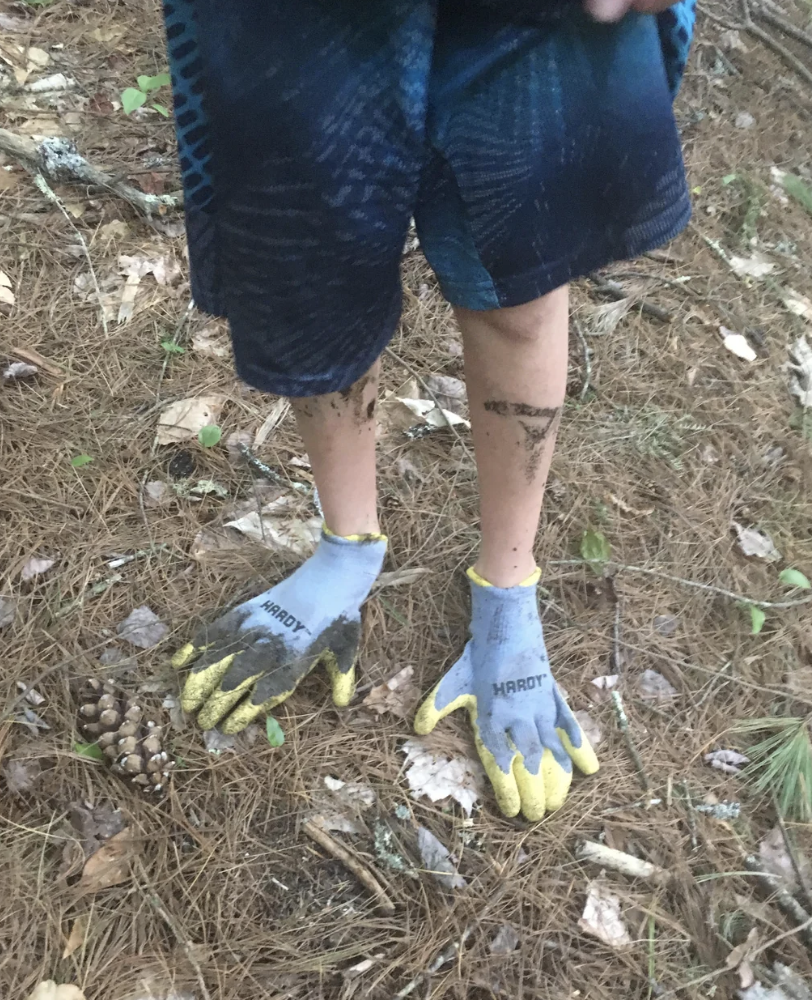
[2,1,812,999]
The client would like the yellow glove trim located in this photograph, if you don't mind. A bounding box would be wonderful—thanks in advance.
[179,652,237,712]
[414,680,598,821]
[323,525,387,543]
[195,667,264,729]
[467,566,541,589]
[323,650,356,707]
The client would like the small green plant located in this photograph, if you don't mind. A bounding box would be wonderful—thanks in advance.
[580,528,611,576]
[748,605,766,635]
[779,567,811,590]
[721,172,765,247]
[612,406,704,470]
[789,406,812,444]
[70,454,94,468]
[782,173,812,218]
[160,338,184,355]
[735,716,812,821]
[73,741,104,761]
[265,716,285,747]
[121,72,171,116]
[197,425,222,448]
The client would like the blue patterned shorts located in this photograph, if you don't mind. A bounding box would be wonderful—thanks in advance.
[164,0,695,396]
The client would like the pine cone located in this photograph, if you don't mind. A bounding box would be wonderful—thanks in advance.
[77,678,174,794]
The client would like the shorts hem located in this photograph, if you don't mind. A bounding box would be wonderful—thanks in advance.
[232,313,400,398]
[444,197,692,311]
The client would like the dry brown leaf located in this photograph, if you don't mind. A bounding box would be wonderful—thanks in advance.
[417,825,466,889]
[253,399,290,447]
[573,709,603,749]
[0,167,19,191]
[21,556,55,581]
[783,288,812,323]
[26,983,86,1000]
[225,507,321,557]
[636,669,678,701]
[728,252,774,279]
[0,595,16,628]
[362,666,419,718]
[77,828,136,893]
[788,335,812,409]
[758,825,811,891]
[733,522,781,562]
[62,915,88,959]
[722,328,757,363]
[401,739,484,815]
[117,605,168,648]
[190,526,247,560]
[156,395,225,445]
[192,325,231,359]
[4,361,38,379]
[578,881,633,950]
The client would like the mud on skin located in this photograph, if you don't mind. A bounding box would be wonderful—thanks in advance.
[483,400,562,482]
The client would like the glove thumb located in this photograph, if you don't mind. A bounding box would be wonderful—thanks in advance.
[414,647,475,735]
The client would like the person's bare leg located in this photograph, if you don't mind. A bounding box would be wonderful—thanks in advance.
[456,286,569,587]
[289,360,381,537]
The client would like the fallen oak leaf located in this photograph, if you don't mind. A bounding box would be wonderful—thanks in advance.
[417,825,466,890]
[77,828,137,893]
[156,395,225,445]
[733,522,781,562]
[362,666,419,719]
[62,915,88,959]
[116,605,168,649]
[26,983,86,1000]
[21,556,56,581]
[578,880,633,950]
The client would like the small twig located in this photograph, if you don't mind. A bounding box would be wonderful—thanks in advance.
[746,19,812,87]
[577,840,668,883]
[757,3,812,53]
[744,855,812,955]
[602,797,662,815]
[55,574,124,619]
[392,884,508,999]
[611,690,650,793]
[106,543,169,570]
[0,127,182,216]
[33,173,108,338]
[587,273,674,323]
[137,860,213,1000]
[774,801,812,914]
[679,782,699,851]
[572,319,592,401]
[237,444,310,494]
[384,346,473,459]
[303,819,395,914]
[548,558,812,610]
[611,598,623,674]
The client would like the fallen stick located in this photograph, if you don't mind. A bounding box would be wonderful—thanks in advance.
[577,840,669,884]
[302,819,395,914]
[611,690,651,793]
[744,855,812,955]
[587,273,673,323]
[0,128,181,217]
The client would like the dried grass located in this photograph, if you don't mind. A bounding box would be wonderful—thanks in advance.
[2,2,812,999]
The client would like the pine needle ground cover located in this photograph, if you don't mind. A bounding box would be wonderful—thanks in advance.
[2,2,812,998]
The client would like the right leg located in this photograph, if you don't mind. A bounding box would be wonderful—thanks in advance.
[290,361,381,538]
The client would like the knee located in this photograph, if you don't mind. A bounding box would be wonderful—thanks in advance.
[456,285,569,346]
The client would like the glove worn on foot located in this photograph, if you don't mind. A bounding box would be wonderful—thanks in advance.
[415,568,599,821]
[173,531,386,733]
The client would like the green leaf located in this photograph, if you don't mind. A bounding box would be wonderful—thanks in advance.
[782,173,812,217]
[160,338,184,354]
[70,454,94,468]
[121,87,147,114]
[580,529,611,571]
[197,424,222,448]
[750,605,766,635]
[779,567,812,590]
[151,102,170,118]
[265,716,285,747]
[138,72,171,94]
[721,173,739,186]
[73,741,104,761]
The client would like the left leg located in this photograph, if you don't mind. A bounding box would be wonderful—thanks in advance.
[456,286,569,588]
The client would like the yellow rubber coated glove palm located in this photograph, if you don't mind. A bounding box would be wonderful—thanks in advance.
[415,569,598,821]
[173,532,386,733]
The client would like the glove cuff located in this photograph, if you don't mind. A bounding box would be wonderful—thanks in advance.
[323,524,387,543]
[467,566,540,589]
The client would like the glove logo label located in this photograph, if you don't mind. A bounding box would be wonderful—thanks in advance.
[492,674,546,697]
[259,600,308,634]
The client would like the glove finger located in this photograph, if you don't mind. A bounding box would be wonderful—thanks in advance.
[181,651,237,713]
[554,687,600,776]
[475,724,521,818]
[535,721,573,813]
[508,722,546,821]
[221,644,330,732]
[414,652,475,735]
[196,663,265,730]
[309,616,361,708]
